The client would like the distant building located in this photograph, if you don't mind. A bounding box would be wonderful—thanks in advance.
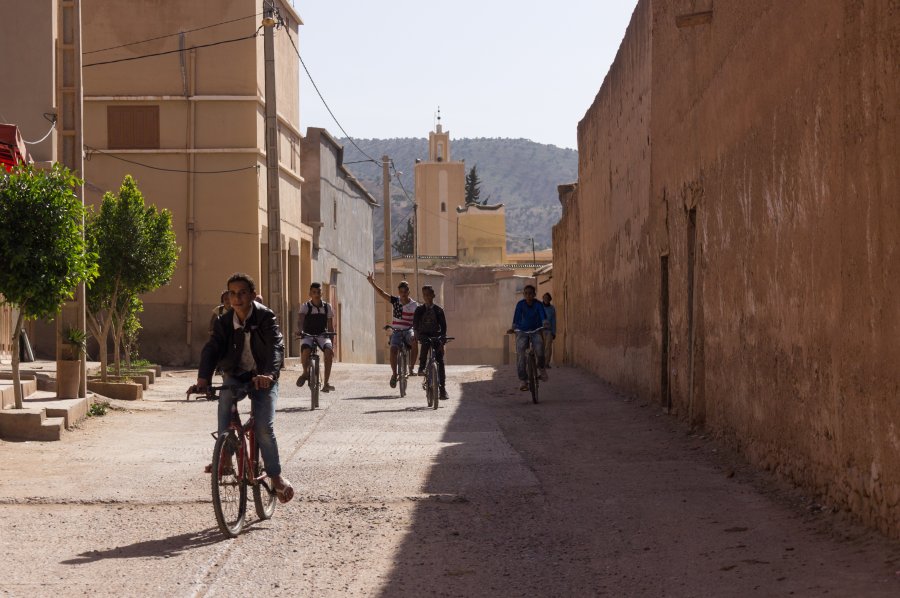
[300,127,377,363]
[376,117,552,365]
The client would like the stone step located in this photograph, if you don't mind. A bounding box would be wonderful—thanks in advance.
[0,376,39,410]
[0,407,63,441]
[22,392,89,429]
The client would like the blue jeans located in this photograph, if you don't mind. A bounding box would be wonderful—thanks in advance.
[217,375,282,478]
[515,331,544,381]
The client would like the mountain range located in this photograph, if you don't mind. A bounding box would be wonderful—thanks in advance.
[337,137,578,257]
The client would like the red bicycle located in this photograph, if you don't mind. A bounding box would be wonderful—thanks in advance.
[187,383,277,537]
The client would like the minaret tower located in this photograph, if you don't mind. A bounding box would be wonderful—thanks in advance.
[414,108,465,257]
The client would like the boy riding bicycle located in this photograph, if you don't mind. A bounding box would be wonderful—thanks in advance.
[296,282,336,392]
[367,272,418,388]
[413,285,449,400]
[507,284,550,392]
[193,272,294,503]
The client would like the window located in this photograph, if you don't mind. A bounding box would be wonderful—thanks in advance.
[107,106,159,149]
[441,202,446,212]
[333,198,338,229]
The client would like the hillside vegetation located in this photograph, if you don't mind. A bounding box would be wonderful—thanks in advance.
[338,137,578,257]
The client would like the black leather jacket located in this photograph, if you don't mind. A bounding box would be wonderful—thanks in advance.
[199,303,284,381]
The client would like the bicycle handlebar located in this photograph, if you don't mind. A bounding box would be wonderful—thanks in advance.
[185,383,254,401]
[512,327,545,335]
[384,325,411,332]
[298,331,336,338]
[420,335,454,345]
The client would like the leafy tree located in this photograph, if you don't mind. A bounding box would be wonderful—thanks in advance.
[464,165,481,205]
[86,176,179,380]
[0,164,97,408]
[392,219,415,256]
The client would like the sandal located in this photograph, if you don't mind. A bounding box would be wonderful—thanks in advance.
[273,476,295,504]
[296,374,307,387]
[519,383,529,392]
[322,383,335,392]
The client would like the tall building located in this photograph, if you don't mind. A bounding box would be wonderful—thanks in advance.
[70,0,308,363]
[413,118,464,258]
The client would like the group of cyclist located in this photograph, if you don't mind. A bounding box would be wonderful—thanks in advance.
[365,272,450,400]
[191,271,555,505]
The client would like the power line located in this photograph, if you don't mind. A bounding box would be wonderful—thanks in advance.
[282,27,382,167]
[23,122,56,145]
[83,30,261,68]
[85,145,259,174]
[82,13,262,55]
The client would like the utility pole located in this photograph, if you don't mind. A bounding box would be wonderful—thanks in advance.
[57,0,86,398]
[413,203,419,297]
[382,155,392,320]
[531,237,536,265]
[263,2,285,333]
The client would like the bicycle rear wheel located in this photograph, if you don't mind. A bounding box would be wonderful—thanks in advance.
[528,352,539,404]
[309,354,320,410]
[252,443,276,520]
[429,360,440,410]
[211,432,247,537]
[398,347,408,397]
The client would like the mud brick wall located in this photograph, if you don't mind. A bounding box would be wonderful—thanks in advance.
[554,0,900,535]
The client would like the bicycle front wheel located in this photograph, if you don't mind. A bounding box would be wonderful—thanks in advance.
[429,360,440,410]
[528,353,539,404]
[309,354,320,410]
[211,432,247,537]
[253,443,276,520]
[398,347,408,397]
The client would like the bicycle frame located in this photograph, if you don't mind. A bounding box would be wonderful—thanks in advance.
[385,325,412,397]
[421,336,453,408]
[213,390,269,487]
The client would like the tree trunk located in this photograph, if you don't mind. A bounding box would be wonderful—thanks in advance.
[87,310,111,383]
[11,310,24,409]
[112,317,122,378]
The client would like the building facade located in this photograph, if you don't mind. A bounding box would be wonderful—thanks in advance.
[20,0,312,364]
[554,0,900,536]
[300,127,377,363]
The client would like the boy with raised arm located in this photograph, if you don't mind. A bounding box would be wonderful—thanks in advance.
[366,272,418,388]
[296,282,336,392]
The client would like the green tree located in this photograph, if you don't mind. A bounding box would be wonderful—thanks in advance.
[86,176,179,380]
[464,165,481,205]
[0,164,97,408]
[118,294,143,370]
[391,219,415,256]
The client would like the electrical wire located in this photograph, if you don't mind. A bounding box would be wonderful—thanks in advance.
[23,121,56,145]
[83,30,261,68]
[84,145,259,174]
[282,27,382,167]
[82,13,263,55]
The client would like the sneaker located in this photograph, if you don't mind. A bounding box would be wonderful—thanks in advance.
[439,388,449,400]
[389,374,397,388]
[539,370,549,382]
[519,383,529,392]
[322,383,335,393]
[417,367,425,376]
[546,364,553,369]
[296,374,307,387]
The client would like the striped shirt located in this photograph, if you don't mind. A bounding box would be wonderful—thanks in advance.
[390,296,418,330]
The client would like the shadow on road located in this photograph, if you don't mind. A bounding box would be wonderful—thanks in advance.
[59,527,241,564]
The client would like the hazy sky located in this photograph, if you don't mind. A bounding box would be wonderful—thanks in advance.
[292,1,639,150]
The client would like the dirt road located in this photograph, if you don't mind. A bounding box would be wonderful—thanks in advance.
[1,363,899,597]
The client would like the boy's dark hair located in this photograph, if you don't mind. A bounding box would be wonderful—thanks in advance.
[227,272,256,293]
[422,285,434,294]
[310,282,322,290]
[543,292,552,301]
[398,280,410,290]
[523,284,536,293]
[220,290,229,302]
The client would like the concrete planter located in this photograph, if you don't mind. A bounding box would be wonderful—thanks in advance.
[86,380,142,401]
[56,359,81,399]
[88,374,149,390]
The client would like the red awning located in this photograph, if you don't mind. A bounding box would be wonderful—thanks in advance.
[0,124,29,172]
